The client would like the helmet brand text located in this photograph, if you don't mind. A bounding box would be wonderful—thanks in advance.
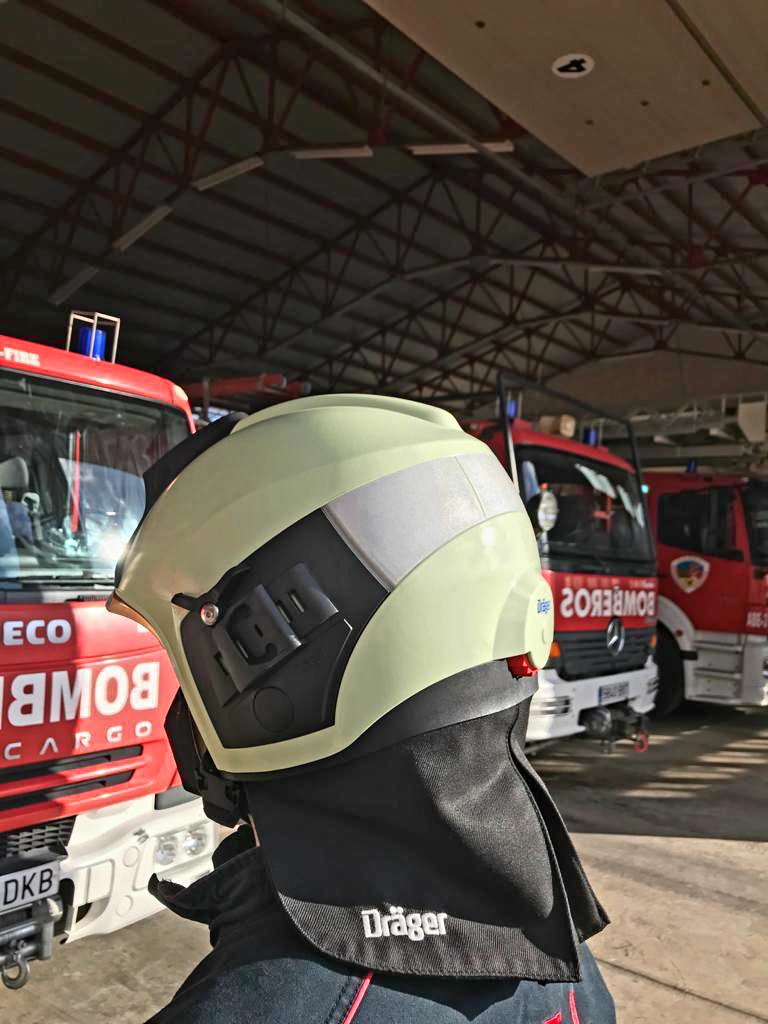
[361,906,448,941]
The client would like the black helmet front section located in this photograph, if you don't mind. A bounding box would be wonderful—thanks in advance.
[172,509,389,758]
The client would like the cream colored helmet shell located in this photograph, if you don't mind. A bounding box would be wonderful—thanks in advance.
[113,394,553,774]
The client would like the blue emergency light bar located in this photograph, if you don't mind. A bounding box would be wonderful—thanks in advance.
[581,426,599,446]
[66,311,120,363]
[74,324,107,360]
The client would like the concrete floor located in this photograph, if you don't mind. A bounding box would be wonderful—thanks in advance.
[9,705,768,1023]
[533,705,768,1024]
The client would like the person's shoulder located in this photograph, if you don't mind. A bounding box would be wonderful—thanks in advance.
[144,942,614,1024]
[357,944,614,1024]
[144,952,369,1024]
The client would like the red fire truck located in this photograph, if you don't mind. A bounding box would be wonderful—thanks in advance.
[0,319,214,988]
[464,374,658,747]
[646,471,768,714]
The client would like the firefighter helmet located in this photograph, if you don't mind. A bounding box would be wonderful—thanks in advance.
[109,395,553,780]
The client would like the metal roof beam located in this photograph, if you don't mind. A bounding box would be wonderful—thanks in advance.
[128,4,684,372]
[576,139,768,214]
[0,138,629,387]
[7,0,765,389]
[247,0,759,336]
[305,280,665,391]
[3,182,588,386]
[12,2,729,382]
[0,65,633,377]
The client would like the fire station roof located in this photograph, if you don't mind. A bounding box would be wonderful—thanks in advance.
[2,1,768,407]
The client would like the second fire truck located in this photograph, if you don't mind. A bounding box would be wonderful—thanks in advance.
[646,470,768,714]
[465,375,658,747]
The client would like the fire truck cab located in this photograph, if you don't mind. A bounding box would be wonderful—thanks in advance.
[0,322,214,988]
[466,405,658,747]
[646,470,768,714]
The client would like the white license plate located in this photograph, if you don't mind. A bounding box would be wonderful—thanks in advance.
[0,861,60,914]
[598,681,629,705]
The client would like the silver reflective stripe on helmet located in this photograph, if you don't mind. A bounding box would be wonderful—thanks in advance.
[323,452,523,590]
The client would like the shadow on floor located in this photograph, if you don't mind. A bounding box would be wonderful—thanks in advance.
[533,704,768,842]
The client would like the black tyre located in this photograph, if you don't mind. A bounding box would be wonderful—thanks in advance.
[653,627,685,717]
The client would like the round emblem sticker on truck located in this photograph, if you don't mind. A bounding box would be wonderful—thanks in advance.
[670,556,710,594]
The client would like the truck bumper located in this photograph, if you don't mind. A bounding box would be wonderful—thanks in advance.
[61,792,215,942]
[689,632,768,706]
[527,659,658,743]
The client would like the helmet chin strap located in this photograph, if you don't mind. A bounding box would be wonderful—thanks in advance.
[164,690,246,827]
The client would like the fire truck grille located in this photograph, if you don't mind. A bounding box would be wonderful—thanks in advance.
[0,746,141,785]
[557,627,654,681]
[0,816,76,857]
[0,772,135,813]
[0,746,142,814]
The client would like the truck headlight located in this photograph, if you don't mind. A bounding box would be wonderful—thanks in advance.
[182,826,209,858]
[155,834,179,867]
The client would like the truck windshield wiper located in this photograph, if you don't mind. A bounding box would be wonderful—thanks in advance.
[0,575,114,588]
[545,543,652,571]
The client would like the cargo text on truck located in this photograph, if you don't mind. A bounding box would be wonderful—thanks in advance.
[0,313,214,989]
[464,374,658,749]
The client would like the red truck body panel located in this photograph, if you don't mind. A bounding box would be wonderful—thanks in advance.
[0,334,191,835]
[0,335,190,418]
[646,471,768,636]
[0,602,180,833]
[466,417,635,472]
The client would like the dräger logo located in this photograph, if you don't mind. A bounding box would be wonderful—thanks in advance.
[361,906,448,942]
[1,346,40,367]
[560,586,655,619]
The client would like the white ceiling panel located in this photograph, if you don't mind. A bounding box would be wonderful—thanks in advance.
[364,0,761,174]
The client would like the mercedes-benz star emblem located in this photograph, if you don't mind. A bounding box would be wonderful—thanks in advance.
[606,617,626,656]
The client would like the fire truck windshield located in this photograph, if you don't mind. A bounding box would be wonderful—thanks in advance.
[0,369,188,585]
[742,481,768,566]
[517,446,653,567]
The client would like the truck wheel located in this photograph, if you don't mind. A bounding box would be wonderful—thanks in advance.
[653,628,685,717]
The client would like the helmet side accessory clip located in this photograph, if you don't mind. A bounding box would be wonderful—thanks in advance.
[172,509,388,756]
[173,561,341,704]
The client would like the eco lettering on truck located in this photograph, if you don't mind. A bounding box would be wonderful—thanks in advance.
[2,618,72,646]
